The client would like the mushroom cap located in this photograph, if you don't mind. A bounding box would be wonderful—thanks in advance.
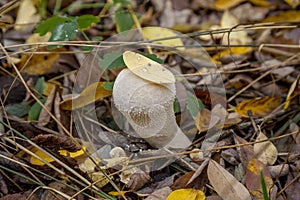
[113,68,176,112]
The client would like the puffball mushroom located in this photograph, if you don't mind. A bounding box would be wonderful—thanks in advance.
[113,68,191,149]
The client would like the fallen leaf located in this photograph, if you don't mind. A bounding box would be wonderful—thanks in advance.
[245,158,273,199]
[122,51,175,84]
[263,10,300,22]
[214,0,246,10]
[254,132,278,165]
[248,0,271,7]
[14,0,40,30]
[235,96,282,118]
[284,75,300,110]
[234,135,255,168]
[142,26,185,50]
[167,188,205,200]
[284,0,300,8]
[29,146,86,166]
[207,159,251,200]
[60,82,112,110]
[18,47,60,75]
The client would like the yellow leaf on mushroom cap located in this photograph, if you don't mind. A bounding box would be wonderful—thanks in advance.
[123,51,175,84]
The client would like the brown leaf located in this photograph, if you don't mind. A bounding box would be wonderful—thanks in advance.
[207,159,251,200]
[234,135,255,168]
[245,158,273,199]
[235,96,282,118]
[253,132,278,165]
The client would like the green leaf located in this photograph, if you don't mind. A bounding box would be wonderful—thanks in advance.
[260,171,270,200]
[5,102,31,117]
[103,82,114,91]
[82,36,103,51]
[186,91,204,119]
[35,77,46,95]
[140,53,164,64]
[76,15,100,29]
[28,99,46,121]
[114,9,134,33]
[99,51,125,69]
[112,0,131,6]
[48,20,78,49]
[34,16,71,36]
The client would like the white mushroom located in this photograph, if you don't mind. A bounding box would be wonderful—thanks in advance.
[112,68,191,149]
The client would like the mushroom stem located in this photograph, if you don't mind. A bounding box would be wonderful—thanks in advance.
[113,69,190,149]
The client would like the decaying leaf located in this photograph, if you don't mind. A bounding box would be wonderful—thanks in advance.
[123,51,175,84]
[142,26,184,50]
[60,82,112,110]
[235,96,282,118]
[207,159,251,200]
[167,188,205,200]
[245,158,273,199]
[254,132,278,165]
[284,75,300,110]
[18,47,60,75]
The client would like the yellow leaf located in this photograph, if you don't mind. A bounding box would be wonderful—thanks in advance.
[263,10,300,22]
[284,75,300,110]
[60,82,112,110]
[167,188,205,200]
[212,47,252,63]
[248,0,271,7]
[208,159,251,200]
[214,0,246,10]
[18,47,60,75]
[30,146,87,166]
[254,132,278,165]
[142,26,185,50]
[284,0,300,8]
[122,51,175,84]
[235,96,282,118]
[79,157,102,173]
[109,190,132,196]
[15,0,40,30]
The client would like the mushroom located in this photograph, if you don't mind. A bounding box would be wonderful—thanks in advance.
[112,68,191,149]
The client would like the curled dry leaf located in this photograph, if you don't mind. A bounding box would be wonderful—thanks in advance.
[207,159,251,200]
[235,96,282,118]
[60,82,112,110]
[123,51,175,84]
[254,132,278,165]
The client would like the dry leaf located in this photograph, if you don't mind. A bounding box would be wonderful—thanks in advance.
[123,51,175,84]
[254,132,278,165]
[166,188,205,200]
[284,0,300,8]
[235,96,282,118]
[60,82,112,110]
[18,47,60,75]
[207,159,251,200]
[220,10,251,45]
[284,75,300,110]
[29,146,86,166]
[38,86,56,126]
[248,0,271,7]
[263,10,300,22]
[142,26,184,50]
[14,0,40,30]
[245,158,273,199]
[214,0,246,10]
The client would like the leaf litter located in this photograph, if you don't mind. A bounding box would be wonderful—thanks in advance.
[0,0,300,199]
